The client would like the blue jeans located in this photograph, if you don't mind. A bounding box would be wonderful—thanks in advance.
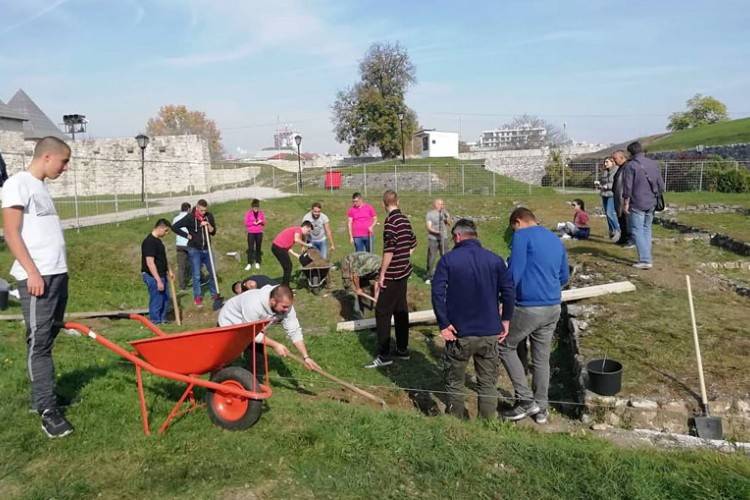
[188,247,218,298]
[601,196,620,234]
[142,273,170,324]
[628,209,654,264]
[353,236,372,252]
[311,239,328,260]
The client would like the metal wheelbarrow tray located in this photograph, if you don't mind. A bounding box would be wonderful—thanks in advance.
[63,313,271,435]
[298,264,333,295]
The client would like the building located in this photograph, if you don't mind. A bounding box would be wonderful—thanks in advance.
[414,129,459,158]
[478,126,547,150]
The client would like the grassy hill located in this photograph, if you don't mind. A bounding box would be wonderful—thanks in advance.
[646,117,750,152]
[574,117,750,160]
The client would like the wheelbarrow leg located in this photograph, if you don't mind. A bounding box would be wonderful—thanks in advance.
[158,383,198,434]
[135,365,151,436]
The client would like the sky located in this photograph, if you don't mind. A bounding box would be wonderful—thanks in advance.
[2,0,749,156]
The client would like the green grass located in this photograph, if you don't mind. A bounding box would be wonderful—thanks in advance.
[647,117,750,152]
[1,192,749,498]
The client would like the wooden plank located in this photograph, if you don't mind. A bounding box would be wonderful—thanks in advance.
[561,281,636,302]
[336,281,636,332]
[0,309,148,322]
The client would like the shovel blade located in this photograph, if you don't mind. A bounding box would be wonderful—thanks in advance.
[690,415,723,440]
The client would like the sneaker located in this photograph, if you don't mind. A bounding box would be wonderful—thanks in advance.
[501,402,541,421]
[255,263,261,270]
[561,234,572,240]
[194,296,203,307]
[610,230,621,242]
[212,296,224,311]
[41,408,74,438]
[245,263,252,271]
[532,409,549,424]
[364,356,393,368]
[424,279,431,285]
[393,349,410,360]
[632,262,653,270]
[622,244,635,249]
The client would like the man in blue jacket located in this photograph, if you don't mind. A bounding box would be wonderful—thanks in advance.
[500,207,569,425]
[431,219,515,419]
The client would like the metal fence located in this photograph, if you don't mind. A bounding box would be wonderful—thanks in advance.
[562,160,750,193]
[2,148,748,231]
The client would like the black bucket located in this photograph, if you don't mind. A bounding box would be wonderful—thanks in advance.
[0,290,8,311]
[298,252,313,267]
[586,358,623,396]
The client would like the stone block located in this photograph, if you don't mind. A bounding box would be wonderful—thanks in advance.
[629,398,659,410]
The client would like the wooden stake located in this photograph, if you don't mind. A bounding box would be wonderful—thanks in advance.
[167,267,181,326]
[285,352,387,408]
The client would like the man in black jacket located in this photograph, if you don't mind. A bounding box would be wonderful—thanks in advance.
[171,199,220,308]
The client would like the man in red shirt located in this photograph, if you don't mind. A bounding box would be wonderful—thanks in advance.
[271,221,313,284]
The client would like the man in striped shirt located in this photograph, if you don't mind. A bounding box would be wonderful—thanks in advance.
[366,190,417,368]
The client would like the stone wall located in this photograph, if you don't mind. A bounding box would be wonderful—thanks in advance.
[650,143,750,162]
[0,134,212,197]
[460,148,549,185]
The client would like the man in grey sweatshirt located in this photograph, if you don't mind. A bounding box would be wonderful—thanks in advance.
[620,142,665,269]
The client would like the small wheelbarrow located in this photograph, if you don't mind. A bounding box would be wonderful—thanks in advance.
[63,314,271,435]
[297,252,332,295]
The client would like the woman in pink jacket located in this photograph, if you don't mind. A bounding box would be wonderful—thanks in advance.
[244,199,265,270]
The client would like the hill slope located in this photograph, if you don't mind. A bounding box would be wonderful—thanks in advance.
[647,117,750,152]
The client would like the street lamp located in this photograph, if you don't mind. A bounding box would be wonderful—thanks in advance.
[294,134,302,194]
[135,134,150,203]
[397,112,405,164]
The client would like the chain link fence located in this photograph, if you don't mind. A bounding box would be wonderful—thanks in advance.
[2,148,748,230]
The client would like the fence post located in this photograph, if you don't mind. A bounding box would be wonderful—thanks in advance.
[364,164,368,196]
[461,164,465,195]
[664,161,669,191]
[492,170,496,196]
[114,190,119,226]
[594,161,599,192]
[428,164,432,195]
[394,164,398,192]
[562,161,566,193]
[699,161,704,192]
[329,165,333,193]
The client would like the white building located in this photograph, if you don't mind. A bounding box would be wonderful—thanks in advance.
[414,129,459,158]
[478,126,546,150]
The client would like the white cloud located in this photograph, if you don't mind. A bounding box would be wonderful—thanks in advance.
[0,0,70,35]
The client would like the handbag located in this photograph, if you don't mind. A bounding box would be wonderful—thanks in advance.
[634,160,665,212]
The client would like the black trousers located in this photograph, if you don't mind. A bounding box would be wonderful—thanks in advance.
[375,277,409,357]
[247,233,263,265]
[272,244,292,284]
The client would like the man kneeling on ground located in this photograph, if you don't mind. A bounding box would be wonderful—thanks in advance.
[218,284,320,375]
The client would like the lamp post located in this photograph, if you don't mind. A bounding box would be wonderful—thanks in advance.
[397,112,405,164]
[294,134,302,194]
[135,134,150,203]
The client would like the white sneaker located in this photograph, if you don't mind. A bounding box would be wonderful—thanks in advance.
[633,262,653,270]
[255,263,261,269]
[556,222,566,230]
[244,264,252,271]
[561,234,572,240]
[424,279,431,285]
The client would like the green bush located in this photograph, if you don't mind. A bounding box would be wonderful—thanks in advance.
[705,163,750,193]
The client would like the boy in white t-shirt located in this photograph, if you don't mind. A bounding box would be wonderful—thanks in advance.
[2,136,73,438]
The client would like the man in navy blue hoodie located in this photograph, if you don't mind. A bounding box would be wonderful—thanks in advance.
[431,219,515,419]
[500,207,569,425]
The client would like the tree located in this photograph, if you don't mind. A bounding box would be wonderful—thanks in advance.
[501,115,566,148]
[332,42,418,158]
[667,94,729,131]
[146,105,225,160]
[542,148,572,187]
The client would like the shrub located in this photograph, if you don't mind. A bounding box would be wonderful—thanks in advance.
[704,163,750,193]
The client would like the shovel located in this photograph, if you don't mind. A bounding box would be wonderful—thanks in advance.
[685,275,723,440]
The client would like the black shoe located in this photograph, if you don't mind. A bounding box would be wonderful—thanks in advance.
[41,408,74,438]
[501,403,541,422]
[393,349,411,360]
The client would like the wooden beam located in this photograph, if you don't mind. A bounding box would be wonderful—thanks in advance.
[0,309,149,322]
[336,281,636,332]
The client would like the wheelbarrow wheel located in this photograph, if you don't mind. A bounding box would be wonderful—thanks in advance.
[206,366,263,431]
[310,275,321,295]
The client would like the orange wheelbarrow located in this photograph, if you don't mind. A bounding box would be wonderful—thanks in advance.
[63,314,272,435]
